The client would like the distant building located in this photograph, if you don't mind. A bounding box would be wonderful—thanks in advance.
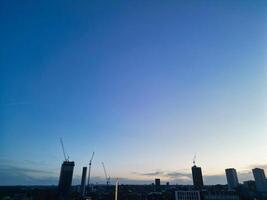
[80,166,87,196]
[243,180,256,191]
[252,168,267,192]
[202,191,240,200]
[155,178,161,191]
[175,191,201,200]
[58,161,75,199]
[225,168,239,190]
[192,165,204,189]
[147,192,163,200]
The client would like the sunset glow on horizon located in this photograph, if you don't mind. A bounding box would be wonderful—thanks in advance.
[1,0,267,186]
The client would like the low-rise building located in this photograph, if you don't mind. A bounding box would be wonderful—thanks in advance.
[202,191,239,200]
[175,190,201,200]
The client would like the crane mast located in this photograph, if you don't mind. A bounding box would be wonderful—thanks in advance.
[87,152,95,189]
[102,162,110,185]
[193,153,196,166]
[60,138,69,161]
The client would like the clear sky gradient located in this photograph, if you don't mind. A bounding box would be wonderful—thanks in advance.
[1,0,267,185]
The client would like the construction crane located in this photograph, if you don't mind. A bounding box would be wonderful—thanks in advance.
[60,138,69,161]
[102,162,110,185]
[115,178,119,200]
[87,152,95,189]
[193,153,196,166]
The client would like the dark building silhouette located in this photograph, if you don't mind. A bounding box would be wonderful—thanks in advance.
[243,180,256,191]
[58,161,75,200]
[147,192,163,200]
[192,165,204,189]
[252,168,267,192]
[202,190,239,200]
[80,166,87,196]
[175,191,201,200]
[225,168,239,190]
[155,178,161,191]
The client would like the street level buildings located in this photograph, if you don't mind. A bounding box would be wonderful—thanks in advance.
[80,166,87,196]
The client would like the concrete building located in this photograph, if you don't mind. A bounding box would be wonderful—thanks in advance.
[252,168,267,192]
[80,166,87,196]
[155,178,161,192]
[58,161,75,199]
[225,168,239,190]
[202,191,240,200]
[175,191,201,200]
[147,192,163,200]
[243,180,256,191]
[192,165,204,189]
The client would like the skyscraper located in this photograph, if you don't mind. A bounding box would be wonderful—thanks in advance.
[192,165,204,189]
[80,167,87,196]
[252,168,267,192]
[58,161,75,199]
[155,178,161,191]
[225,168,239,190]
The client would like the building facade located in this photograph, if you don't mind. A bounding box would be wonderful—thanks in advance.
[192,165,204,189]
[155,178,161,192]
[58,161,75,199]
[80,166,87,196]
[203,191,240,200]
[225,168,239,190]
[175,191,201,200]
[252,168,267,192]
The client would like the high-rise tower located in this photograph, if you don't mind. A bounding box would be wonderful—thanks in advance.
[225,168,239,190]
[58,161,75,199]
[155,178,161,191]
[252,168,267,192]
[80,167,87,196]
[191,165,204,189]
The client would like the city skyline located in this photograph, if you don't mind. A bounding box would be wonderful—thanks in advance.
[1,153,267,186]
[1,1,267,185]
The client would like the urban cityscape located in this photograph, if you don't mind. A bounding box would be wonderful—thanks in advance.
[1,0,267,200]
[2,146,267,200]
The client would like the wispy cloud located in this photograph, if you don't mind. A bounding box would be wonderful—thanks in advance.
[0,165,58,185]
[132,171,164,176]
[0,158,59,185]
[165,172,191,178]
[249,164,267,171]
[131,165,262,185]
[1,101,31,107]
[0,165,52,175]
[132,170,192,184]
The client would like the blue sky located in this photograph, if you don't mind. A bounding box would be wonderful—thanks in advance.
[1,0,267,185]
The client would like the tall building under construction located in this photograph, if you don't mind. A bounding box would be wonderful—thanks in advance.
[192,165,204,190]
[58,161,75,199]
[225,168,239,190]
[80,166,87,196]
